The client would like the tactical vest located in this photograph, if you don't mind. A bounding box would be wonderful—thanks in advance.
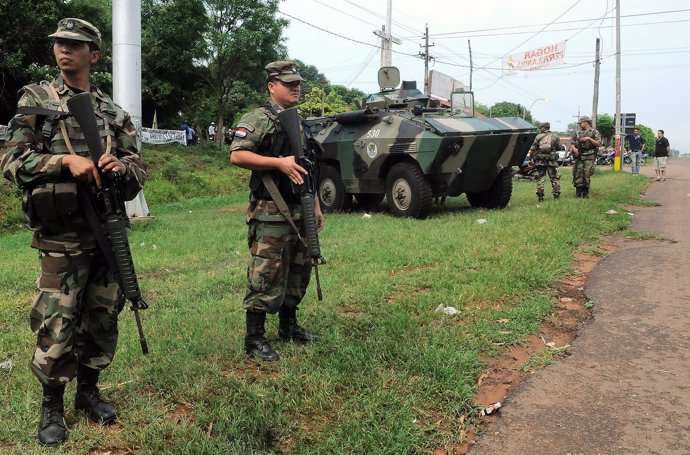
[17,78,125,234]
[248,103,317,204]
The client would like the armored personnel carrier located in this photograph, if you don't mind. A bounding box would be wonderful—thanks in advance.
[307,67,536,219]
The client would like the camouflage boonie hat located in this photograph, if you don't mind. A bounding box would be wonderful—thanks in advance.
[49,18,102,50]
[579,116,592,124]
[539,122,550,129]
[265,61,305,83]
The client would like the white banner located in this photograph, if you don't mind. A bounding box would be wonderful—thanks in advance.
[140,127,186,146]
[503,41,566,75]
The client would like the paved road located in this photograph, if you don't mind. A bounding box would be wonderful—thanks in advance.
[471,157,690,455]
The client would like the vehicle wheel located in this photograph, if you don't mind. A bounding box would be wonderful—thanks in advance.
[640,156,647,166]
[318,165,352,212]
[624,157,632,165]
[385,162,432,219]
[354,193,385,211]
[466,167,513,209]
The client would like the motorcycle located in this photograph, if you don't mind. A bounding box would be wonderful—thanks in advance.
[624,150,648,166]
[596,149,615,165]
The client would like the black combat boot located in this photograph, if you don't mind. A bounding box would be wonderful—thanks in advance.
[537,193,544,202]
[575,187,583,198]
[38,383,67,446]
[278,306,320,344]
[553,193,560,200]
[75,365,117,424]
[245,311,279,361]
[583,187,590,199]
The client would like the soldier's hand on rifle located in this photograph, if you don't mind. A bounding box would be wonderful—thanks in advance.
[98,154,126,177]
[62,154,102,187]
[278,155,307,185]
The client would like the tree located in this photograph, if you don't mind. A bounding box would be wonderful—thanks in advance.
[596,113,614,145]
[199,0,287,144]
[489,101,531,121]
[300,86,348,118]
[141,0,207,128]
[327,85,365,110]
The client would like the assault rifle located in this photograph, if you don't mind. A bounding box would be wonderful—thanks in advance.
[66,92,149,354]
[277,107,324,301]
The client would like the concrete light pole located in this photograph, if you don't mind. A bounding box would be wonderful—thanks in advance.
[113,0,150,218]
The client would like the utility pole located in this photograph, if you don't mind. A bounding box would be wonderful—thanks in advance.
[614,0,622,171]
[468,39,473,91]
[420,24,434,96]
[373,0,401,67]
[591,38,600,129]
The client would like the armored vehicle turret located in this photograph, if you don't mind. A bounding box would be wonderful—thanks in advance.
[307,67,536,219]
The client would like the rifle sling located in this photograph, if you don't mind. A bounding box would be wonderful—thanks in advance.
[77,185,122,290]
[260,173,309,250]
[16,106,71,118]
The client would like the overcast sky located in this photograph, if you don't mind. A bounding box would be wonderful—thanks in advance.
[279,0,690,154]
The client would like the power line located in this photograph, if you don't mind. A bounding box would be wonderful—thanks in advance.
[277,10,421,59]
[418,8,690,38]
[430,18,690,40]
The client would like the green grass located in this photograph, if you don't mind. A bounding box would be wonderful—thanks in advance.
[0,164,651,454]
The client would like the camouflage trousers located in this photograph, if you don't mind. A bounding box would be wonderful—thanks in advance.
[534,164,560,197]
[31,249,123,387]
[572,156,595,188]
[242,218,312,314]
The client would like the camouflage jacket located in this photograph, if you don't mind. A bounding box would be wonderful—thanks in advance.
[529,131,560,165]
[571,128,602,156]
[230,98,314,205]
[0,76,147,251]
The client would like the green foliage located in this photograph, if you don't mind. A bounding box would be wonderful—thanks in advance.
[300,86,349,117]
[597,113,614,144]
[199,0,287,132]
[141,0,207,128]
[489,101,530,121]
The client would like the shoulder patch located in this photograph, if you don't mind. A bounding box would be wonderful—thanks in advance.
[236,122,255,132]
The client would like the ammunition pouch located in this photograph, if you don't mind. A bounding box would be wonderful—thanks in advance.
[22,182,87,234]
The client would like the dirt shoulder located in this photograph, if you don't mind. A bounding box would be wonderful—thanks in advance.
[469,157,690,455]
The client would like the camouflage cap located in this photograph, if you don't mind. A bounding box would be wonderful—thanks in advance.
[49,18,102,50]
[539,122,550,129]
[579,116,592,124]
[265,61,305,83]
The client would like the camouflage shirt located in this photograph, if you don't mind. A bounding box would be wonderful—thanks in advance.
[529,131,560,164]
[1,76,147,251]
[571,128,602,155]
[230,98,304,203]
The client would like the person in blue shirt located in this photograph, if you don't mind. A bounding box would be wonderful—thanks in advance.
[625,128,645,176]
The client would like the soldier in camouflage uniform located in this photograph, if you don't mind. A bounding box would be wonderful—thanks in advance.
[230,61,324,362]
[570,116,602,198]
[0,18,146,446]
[528,122,561,202]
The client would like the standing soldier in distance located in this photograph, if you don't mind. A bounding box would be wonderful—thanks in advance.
[570,116,602,198]
[528,121,561,202]
[1,18,146,446]
[230,61,324,362]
